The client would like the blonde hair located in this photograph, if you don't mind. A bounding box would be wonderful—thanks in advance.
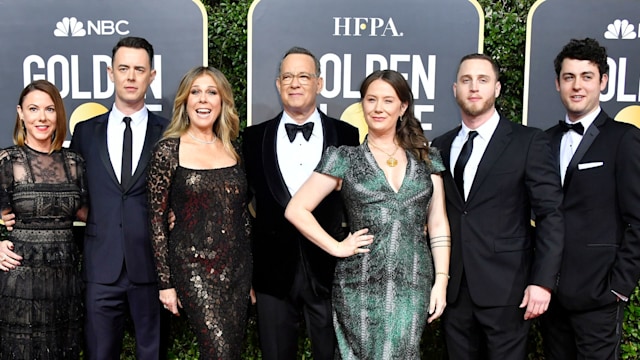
[163,66,240,161]
[14,80,67,153]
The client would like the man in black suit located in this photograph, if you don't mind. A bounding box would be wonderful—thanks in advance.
[243,46,359,360]
[431,53,564,359]
[540,38,640,360]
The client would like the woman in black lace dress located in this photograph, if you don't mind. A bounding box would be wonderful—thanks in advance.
[148,66,252,359]
[0,80,86,359]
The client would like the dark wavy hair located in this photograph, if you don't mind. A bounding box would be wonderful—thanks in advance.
[554,38,608,80]
[359,70,431,165]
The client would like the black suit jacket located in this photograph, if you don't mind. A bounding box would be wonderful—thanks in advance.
[243,111,359,298]
[431,116,564,307]
[547,111,640,311]
[70,110,169,284]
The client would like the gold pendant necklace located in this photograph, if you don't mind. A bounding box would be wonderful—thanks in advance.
[368,140,399,167]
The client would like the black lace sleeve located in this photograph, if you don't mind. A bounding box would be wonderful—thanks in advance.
[147,138,179,289]
[0,149,13,211]
[64,149,88,209]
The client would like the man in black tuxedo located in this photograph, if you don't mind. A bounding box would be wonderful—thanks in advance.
[431,53,564,359]
[540,38,640,360]
[243,46,359,360]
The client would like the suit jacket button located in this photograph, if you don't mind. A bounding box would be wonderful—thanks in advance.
[463,211,468,215]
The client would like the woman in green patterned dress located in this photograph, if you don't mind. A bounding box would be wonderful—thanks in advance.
[285,70,450,359]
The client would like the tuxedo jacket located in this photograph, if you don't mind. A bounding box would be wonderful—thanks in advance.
[243,111,359,298]
[431,116,564,307]
[547,111,640,311]
[70,111,169,284]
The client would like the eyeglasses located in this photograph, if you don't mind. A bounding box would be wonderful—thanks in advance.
[278,72,317,85]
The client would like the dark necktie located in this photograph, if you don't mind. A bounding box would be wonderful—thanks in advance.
[558,120,584,135]
[285,122,314,142]
[454,131,478,200]
[121,117,133,188]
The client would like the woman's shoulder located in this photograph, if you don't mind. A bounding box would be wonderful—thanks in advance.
[154,137,180,152]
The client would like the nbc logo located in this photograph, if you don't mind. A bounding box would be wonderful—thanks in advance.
[53,17,130,37]
[54,17,86,37]
[604,19,637,40]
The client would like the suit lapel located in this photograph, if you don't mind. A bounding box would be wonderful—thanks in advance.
[436,129,464,208]
[548,126,564,173]
[466,117,512,204]
[563,111,606,189]
[263,113,292,208]
[124,112,164,193]
[95,115,120,187]
[320,111,338,149]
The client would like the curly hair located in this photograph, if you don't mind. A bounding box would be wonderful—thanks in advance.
[162,66,240,161]
[554,38,609,80]
[359,70,431,165]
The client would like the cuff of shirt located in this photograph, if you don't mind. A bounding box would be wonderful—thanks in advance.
[611,289,629,302]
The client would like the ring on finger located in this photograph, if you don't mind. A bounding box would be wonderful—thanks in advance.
[354,248,358,255]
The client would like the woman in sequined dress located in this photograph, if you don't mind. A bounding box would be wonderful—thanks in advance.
[286,70,450,359]
[148,66,252,359]
[0,80,87,359]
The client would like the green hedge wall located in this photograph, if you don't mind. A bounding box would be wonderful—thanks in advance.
[2,0,639,358]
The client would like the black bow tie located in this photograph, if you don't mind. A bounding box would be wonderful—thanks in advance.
[285,122,314,142]
[559,120,584,135]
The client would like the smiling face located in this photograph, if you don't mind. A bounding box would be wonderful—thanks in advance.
[556,58,608,122]
[361,79,407,135]
[454,58,501,126]
[186,74,222,132]
[108,46,156,113]
[276,53,323,122]
[17,90,57,151]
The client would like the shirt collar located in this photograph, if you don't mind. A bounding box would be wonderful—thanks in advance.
[564,106,600,134]
[459,109,500,141]
[109,103,149,126]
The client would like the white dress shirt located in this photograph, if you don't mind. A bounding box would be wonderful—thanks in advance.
[276,110,324,196]
[107,104,149,183]
[559,107,600,185]
[450,110,500,200]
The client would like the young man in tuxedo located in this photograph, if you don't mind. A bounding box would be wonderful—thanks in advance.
[431,53,564,359]
[243,46,359,360]
[541,38,640,360]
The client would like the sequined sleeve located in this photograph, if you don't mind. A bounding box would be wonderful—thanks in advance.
[147,138,180,289]
[0,149,13,211]
[314,145,353,179]
[428,146,446,174]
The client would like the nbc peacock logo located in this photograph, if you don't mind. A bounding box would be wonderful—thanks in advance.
[604,19,637,40]
[53,17,87,37]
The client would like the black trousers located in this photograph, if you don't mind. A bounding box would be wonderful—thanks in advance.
[442,277,530,360]
[255,263,335,360]
[541,295,625,360]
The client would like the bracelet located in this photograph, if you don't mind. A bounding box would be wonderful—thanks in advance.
[436,272,450,279]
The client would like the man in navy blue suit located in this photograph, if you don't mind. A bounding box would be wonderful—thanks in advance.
[2,36,169,359]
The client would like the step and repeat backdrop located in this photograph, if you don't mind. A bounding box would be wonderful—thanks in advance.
[0,0,207,148]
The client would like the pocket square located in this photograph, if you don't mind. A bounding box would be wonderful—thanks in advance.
[578,161,604,170]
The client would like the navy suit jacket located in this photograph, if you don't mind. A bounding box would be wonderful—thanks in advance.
[70,110,169,284]
[432,116,564,307]
[547,111,640,310]
[243,111,359,298]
